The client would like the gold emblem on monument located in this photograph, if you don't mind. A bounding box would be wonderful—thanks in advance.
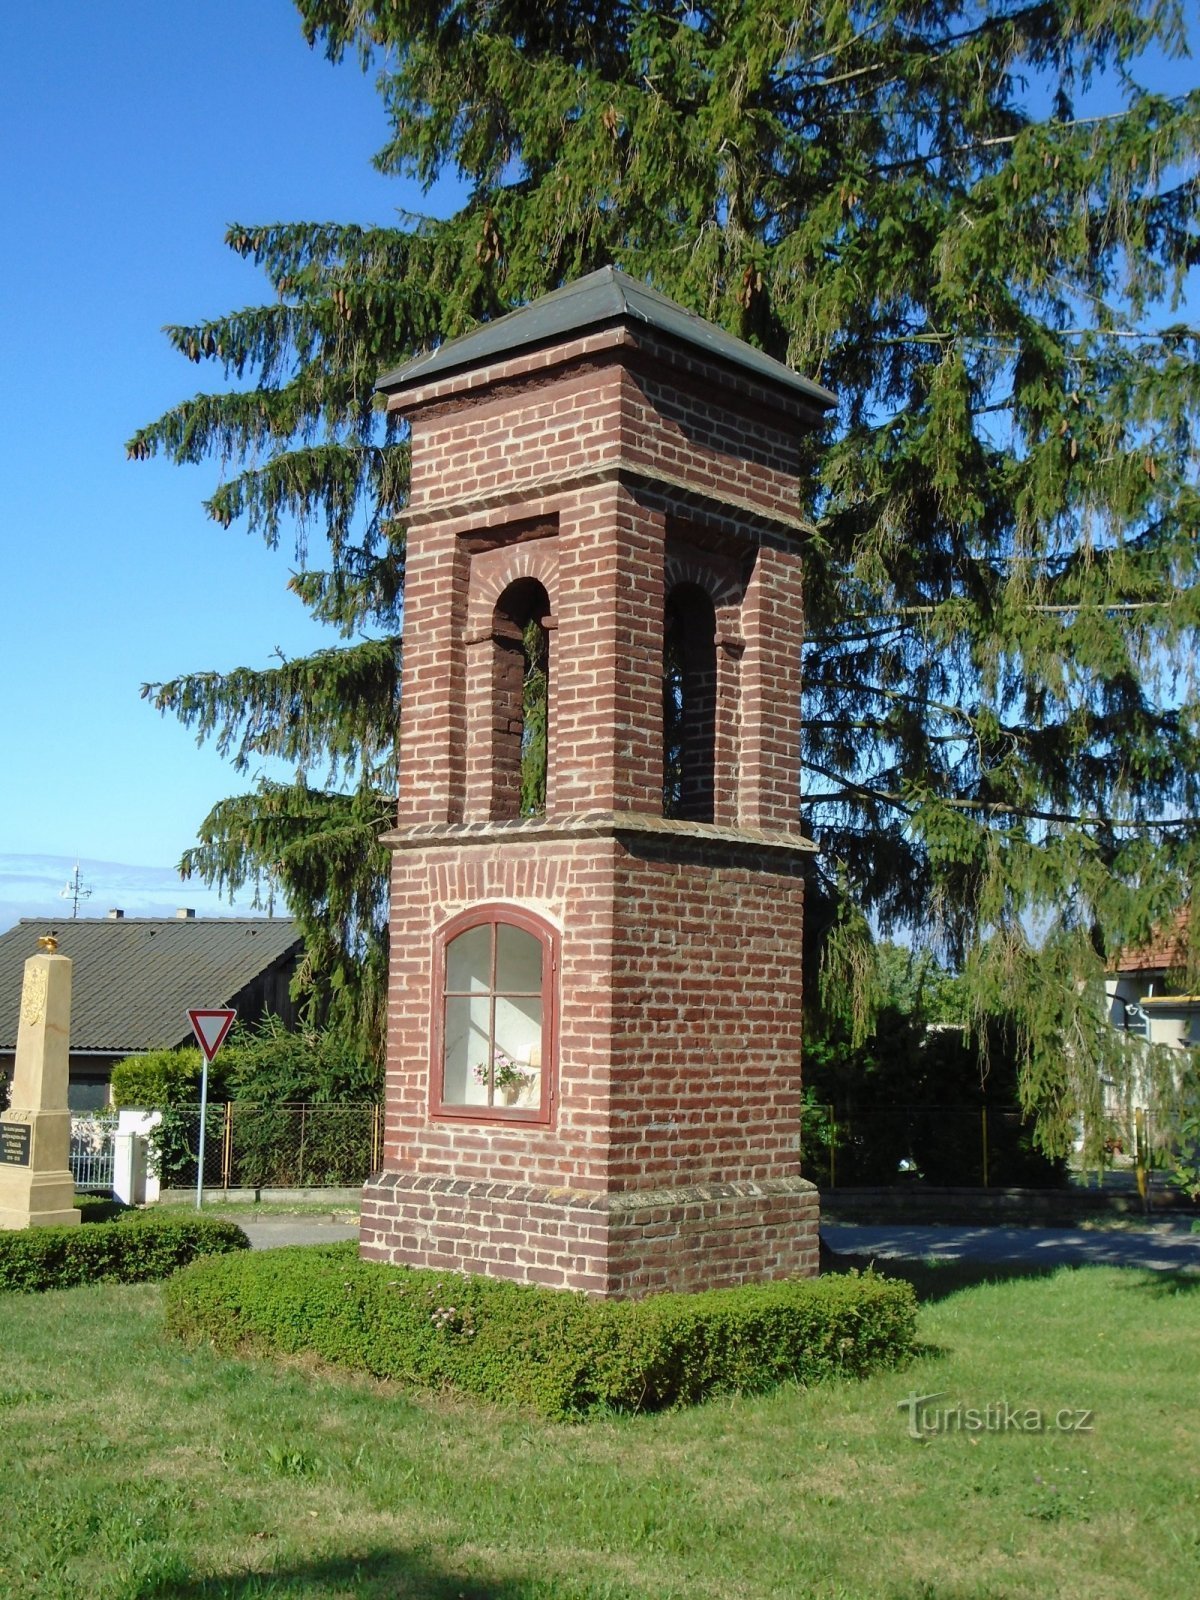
[20,966,48,1027]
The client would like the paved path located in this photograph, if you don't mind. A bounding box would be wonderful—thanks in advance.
[237,1217,360,1251]
[232,1217,1198,1273]
[824,1223,1199,1273]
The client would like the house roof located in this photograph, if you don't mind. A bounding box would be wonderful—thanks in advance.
[0,917,302,1054]
[377,265,838,412]
[1112,908,1191,973]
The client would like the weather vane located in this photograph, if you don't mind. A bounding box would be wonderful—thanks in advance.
[59,863,93,919]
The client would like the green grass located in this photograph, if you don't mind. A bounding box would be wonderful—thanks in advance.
[0,1262,1196,1599]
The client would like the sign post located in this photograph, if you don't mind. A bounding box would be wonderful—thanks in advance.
[187,1009,237,1210]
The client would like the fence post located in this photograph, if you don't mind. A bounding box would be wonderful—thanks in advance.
[828,1105,836,1190]
[1135,1106,1148,1209]
[371,1102,381,1172]
[981,1106,989,1189]
[222,1103,233,1190]
[299,1103,307,1186]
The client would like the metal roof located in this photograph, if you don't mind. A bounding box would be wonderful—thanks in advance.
[377,265,837,410]
[0,917,302,1054]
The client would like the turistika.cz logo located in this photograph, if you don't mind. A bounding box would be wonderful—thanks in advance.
[898,1391,1095,1440]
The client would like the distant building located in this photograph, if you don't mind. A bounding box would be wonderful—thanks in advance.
[1106,909,1198,1053]
[0,910,303,1109]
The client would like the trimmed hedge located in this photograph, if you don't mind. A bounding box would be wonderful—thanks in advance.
[110,1046,204,1109]
[0,1214,250,1293]
[163,1243,916,1419]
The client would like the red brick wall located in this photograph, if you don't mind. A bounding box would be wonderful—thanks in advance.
[381,833,804,1195]
[361,1171,819,1296]
[606,839,805,1188]
[383,836,617,1191]
[393,348,809,835]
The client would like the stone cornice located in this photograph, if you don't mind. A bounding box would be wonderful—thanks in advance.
[404,456,813,542]
[381,809,818,857]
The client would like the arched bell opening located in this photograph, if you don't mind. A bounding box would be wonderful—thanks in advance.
[663,582,717,823]
[491,576,551,820]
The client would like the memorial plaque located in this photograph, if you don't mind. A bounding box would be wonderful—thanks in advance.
[0,1123,32,1167]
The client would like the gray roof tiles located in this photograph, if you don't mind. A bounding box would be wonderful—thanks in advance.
[0,917,302,1054]
[377,265,836,411]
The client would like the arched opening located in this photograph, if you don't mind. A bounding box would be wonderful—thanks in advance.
[491,577,550,820]
[663,582,717,822]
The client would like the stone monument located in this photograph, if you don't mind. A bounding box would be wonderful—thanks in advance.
[0,937,80,1229]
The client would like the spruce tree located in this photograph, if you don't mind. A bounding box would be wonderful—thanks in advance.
[130,1,1200,1151]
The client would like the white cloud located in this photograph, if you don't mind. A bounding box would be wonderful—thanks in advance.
[0,853,269,934]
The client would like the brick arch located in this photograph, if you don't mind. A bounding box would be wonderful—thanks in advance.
[663,552,742,612]
[467,543,559,638]
[432,896,566,939]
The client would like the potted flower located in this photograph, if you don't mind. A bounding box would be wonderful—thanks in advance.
[474,1049,534,1106]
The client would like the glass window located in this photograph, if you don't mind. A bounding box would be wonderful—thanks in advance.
[435,908,556,1122]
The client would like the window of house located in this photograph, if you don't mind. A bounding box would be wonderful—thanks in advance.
[433,906,557,1122]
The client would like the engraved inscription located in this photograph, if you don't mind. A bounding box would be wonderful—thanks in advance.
[0,1123,32,1167]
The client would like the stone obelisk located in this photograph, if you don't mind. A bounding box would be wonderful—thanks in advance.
[0,938,80,1229]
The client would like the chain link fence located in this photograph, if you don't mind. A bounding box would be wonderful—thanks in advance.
[151,1103,382,1191]
[799,1102,1066,1189]
[800,1099,1199,1193]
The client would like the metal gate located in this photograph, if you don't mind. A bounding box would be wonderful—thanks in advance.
[70,1112,118,1192]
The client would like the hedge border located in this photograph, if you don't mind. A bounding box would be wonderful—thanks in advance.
[0,1214,250,1293]
[164,1243,916,1419]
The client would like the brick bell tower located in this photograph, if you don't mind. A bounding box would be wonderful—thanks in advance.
[360,268,834,1296]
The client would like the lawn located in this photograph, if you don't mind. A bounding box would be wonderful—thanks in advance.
[0,1261,1195,1600]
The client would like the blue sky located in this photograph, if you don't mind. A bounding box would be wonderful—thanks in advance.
[0,2,454,930]
[0,5,1193,934]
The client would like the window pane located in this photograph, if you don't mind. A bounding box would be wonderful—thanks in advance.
[494,995,543,1108]
[446,924,492,994]
[495,922,542,993]
[443,994,492,1105]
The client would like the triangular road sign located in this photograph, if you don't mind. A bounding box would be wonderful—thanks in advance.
[187,1008,237,1063]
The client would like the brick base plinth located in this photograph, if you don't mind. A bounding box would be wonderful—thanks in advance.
[360,1169,820,1297]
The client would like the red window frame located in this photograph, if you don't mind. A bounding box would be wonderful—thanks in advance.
[430,903,558,1126]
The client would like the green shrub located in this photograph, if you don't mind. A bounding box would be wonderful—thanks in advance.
[0,1215,249,1293]
[222,1014,378,1103]
[110,1048,203,1109]
[164,1244,916,1420]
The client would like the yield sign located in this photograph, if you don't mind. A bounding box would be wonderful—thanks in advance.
[187,1008,237,1063]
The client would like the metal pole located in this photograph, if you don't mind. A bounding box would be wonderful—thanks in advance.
[981,1106,989,1189]
[1135,1106,1148,1209]
[828,1105,836,1190]
[195,1057,209,1211]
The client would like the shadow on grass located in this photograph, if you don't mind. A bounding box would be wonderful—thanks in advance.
[1112,1269,1200,1297]
[138,1548,529,1600]
[827,1246,1200,1306]
[827,1249,1081,1304]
